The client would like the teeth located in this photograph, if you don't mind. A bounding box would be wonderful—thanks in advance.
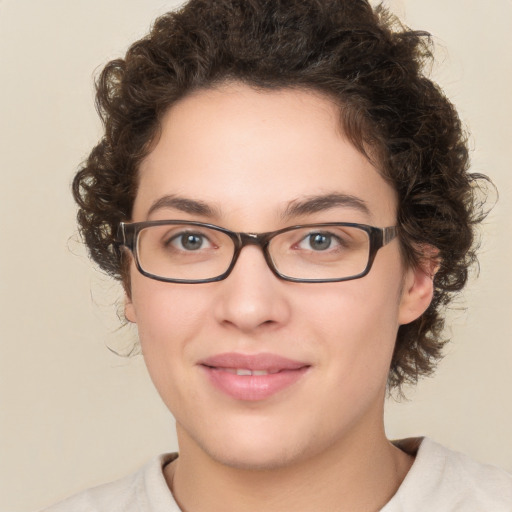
[214,367,280,376]
[220,368,272,376]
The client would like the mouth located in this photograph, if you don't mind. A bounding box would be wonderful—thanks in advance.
[213,368,281,376]
[198,353,310,401]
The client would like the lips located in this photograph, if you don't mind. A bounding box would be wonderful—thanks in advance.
[199,353,310,401]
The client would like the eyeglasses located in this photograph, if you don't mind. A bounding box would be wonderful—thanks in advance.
[117,221,397,284]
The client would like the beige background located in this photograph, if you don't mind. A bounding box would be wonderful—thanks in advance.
[1,0,511,510]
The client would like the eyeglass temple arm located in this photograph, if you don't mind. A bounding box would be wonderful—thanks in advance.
[382,226,398,246]
[116,223,131,248]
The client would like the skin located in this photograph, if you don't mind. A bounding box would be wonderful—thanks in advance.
[125,84,435,512]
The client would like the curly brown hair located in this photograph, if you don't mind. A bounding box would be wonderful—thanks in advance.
[73,0,489,390]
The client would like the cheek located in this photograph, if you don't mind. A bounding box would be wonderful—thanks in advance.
[300,274,402,385]
[128,279,218,412]
[129,277,211,364]
[305,274,401,340]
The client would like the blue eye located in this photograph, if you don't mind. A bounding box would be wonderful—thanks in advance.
[298,232,338,251]
[180,233,204,250]
[308,233,332,250]
[168,232,211,251]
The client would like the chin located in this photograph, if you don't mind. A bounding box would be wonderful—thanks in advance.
[204,440,301,471]
[180,418,310,471]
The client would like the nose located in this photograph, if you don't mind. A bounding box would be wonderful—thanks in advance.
[213,245,291,333]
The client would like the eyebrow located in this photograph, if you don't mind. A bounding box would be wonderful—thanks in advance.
[147,195,220,218]
[146,192,370,221]
[282,193,371,220]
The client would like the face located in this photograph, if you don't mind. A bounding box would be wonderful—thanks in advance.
[125,84,432,470]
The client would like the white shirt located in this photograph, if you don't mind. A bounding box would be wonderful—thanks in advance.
[40,438,512,511]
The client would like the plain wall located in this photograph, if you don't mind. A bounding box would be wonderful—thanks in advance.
[0,0,511,510]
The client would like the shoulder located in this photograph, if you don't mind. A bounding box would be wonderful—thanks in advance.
[385,437,512,512]
[39,454,180,512]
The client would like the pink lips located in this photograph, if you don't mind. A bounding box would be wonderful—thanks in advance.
[199,352,310,401]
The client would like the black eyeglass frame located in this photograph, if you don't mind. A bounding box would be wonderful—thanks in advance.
[117,220,398,284]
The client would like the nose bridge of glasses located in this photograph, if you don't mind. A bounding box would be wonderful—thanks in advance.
[228,231,280,279]
[232,231,274,264]
[237,231,269,249]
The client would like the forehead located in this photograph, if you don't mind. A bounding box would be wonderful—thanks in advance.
[134,84,397,227]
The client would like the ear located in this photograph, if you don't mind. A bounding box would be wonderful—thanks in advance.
[398,248,440,326]
[120,249,136,323]
[124,292,137,323]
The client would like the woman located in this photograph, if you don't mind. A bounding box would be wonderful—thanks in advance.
[41,0,512,510]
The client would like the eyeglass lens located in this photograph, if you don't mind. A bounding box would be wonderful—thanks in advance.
[135,223,371,281]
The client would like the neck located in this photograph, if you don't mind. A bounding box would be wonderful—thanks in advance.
[165,421,413,512]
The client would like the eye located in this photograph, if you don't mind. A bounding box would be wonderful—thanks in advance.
[168,231,212,251]
[299,232,339,251]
